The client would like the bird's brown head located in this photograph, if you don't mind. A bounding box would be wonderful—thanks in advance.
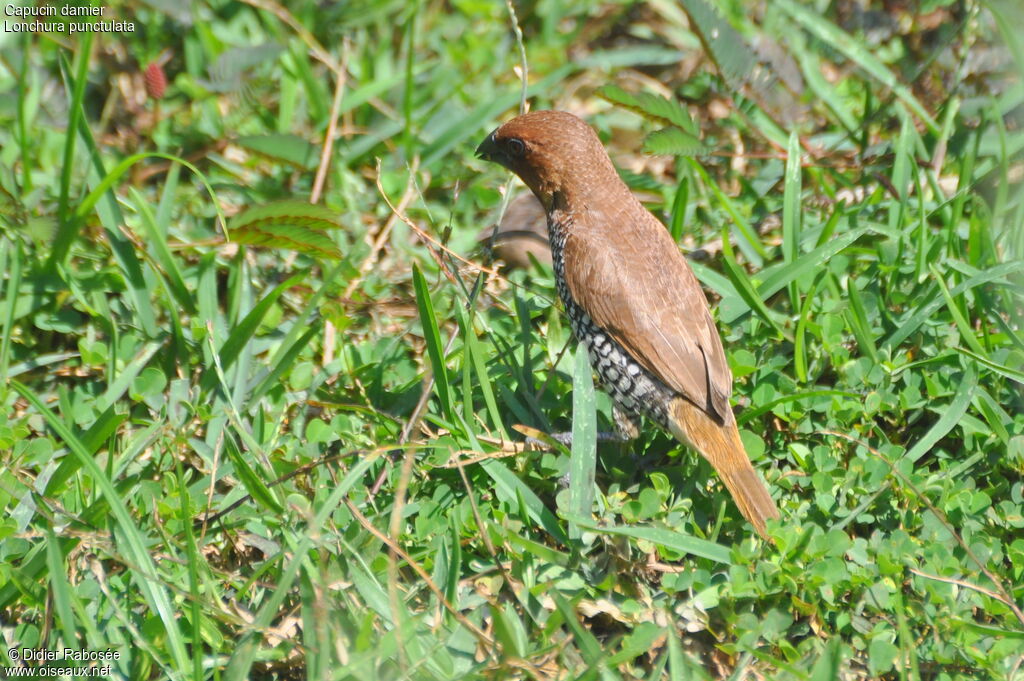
[476,110,623,211]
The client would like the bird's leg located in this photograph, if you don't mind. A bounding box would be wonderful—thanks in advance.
[533,425,626,490]
[526,405,634,449]
[612,406,641,441]
[612,405,650,472]
[526,429,628,449]
[524,397,637,450]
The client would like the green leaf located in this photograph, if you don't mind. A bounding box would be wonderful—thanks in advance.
[597,84,697,133]
[782,130,802,310]
[929,262,987,357]
[569,349,597,533]
[642,127,707,156]
[845,277,878,363]
[222,434,284,514]
[45,406,126,496]
[248,325,320,404]
[553,594,603,666]
[481,459,569,546]
[883,261,1022,349]
[130,366,168,401]
[957,346,1024,386]
[607,622,663,665]
[689,159,767,262]
[129,186,197,317]
[45,527,78,648]
[905,365,976,463]
[198,273,306,396]
[228,200,344,260]
[719,230,788,339]
[566,517,733,564]
[669,175,689,242]
[53,39,93,262]
[412,264,454,423]
[794,275,823,383]
[491,602,528,658]
[743,226,874,321]
[868,635,898,676]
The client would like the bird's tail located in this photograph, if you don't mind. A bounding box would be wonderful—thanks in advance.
[668,399,780,540]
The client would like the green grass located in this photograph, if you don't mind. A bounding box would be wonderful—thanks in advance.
[1,0,1023,679]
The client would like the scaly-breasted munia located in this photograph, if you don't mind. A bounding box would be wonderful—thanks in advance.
[477,110,779,538]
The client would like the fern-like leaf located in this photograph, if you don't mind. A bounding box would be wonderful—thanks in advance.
[227,200,343,260]
[597,85,697,135]
[642,127,707,157]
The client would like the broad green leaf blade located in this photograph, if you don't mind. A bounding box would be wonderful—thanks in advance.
[905,365,976,463]
[566,516,733,564]
[569,349,597,531]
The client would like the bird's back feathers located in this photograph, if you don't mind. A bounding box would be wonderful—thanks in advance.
[557,195,735,424]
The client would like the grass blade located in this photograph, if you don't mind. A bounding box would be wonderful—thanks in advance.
[45,527,78,649]
[782,130,802,310]
[53,39,93,264]
[569,348,597,536]
[719,229,787,339]
[567,517,733,564]
[412,263,454,423]
[905,364,976,463]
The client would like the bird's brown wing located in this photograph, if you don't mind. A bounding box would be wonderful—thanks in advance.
[561,205,734,423]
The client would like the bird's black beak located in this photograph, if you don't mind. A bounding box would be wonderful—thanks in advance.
[475,130,509,168]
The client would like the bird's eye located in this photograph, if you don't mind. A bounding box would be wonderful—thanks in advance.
[506,138,526,157]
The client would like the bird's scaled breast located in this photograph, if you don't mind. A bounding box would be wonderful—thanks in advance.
[547,217,676,429]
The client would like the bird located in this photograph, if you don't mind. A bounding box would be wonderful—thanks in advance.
[476,110,780,539]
